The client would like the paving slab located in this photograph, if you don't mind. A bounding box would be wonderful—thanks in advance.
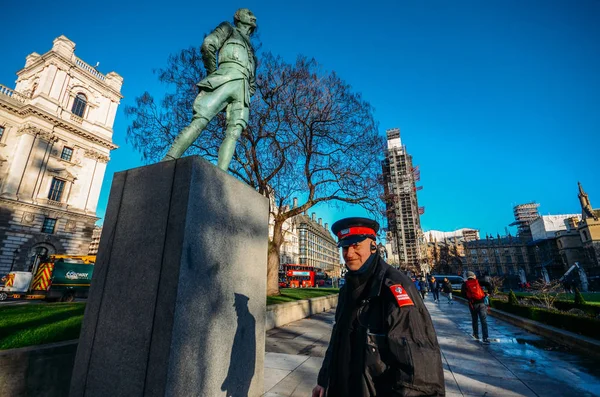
[265,352,309,371]
[264,295,600,396]
[263,368,291,394]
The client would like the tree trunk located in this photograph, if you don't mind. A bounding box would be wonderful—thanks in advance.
[266,219,284,296]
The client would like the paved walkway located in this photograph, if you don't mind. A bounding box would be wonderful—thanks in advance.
[263,296,600,396]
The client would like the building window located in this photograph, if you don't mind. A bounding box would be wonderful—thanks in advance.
[0,126,4,140]
[71,93,87,117]
[61,147,73,161]
[48,178,66,202]
[41,218,57,234]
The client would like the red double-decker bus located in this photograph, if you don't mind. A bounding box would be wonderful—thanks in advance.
[279,264,328,288]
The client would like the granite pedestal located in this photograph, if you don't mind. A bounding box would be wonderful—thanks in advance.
[70,156,268,397]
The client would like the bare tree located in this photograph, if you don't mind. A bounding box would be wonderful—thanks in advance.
[489,276,504,296]
[530,278,562,310]
[125,49,384,295]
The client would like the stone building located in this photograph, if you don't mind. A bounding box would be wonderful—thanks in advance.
[463,235,534,286]
[268,197,299,266]
[576,182,600,281]
[293,212,338,272]
[0,36,121,273]
[424,230,474,275]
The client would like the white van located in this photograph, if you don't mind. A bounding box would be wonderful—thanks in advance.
[431,275,465,290]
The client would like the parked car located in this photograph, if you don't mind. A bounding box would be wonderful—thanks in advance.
[431,275,464,290]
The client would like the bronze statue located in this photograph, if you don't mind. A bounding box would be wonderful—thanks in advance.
[162,8,257,171]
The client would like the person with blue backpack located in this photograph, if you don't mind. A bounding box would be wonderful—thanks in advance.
[462,271,493,344]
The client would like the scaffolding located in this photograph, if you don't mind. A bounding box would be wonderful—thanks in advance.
[509,202,540,239]
[381,128,423,273]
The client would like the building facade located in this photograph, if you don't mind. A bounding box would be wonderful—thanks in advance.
[293,212,338,272]
[463,236,534,286]
[0,36,121,273]
[424,229,477,275]
[382,128,423,273]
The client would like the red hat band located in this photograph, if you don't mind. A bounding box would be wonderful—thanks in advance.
[337,227,376,240]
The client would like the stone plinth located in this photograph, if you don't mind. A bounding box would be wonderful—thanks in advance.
[70,156,268,397]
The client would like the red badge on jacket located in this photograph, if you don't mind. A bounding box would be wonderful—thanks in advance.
[389,284,415,307]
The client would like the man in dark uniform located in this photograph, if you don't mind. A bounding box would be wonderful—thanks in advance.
[312,217,445,397]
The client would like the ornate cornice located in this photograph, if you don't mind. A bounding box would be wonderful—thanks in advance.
[84,149,110,163]
[2,102,118,150]
[16,123,59,143]
[0,197,99,222]
[47,167,77,182]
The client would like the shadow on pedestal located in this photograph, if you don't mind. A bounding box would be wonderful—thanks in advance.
[69,156,268,397]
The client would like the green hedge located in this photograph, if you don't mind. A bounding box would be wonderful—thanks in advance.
[552,300,600,317]
[490,299,600,340]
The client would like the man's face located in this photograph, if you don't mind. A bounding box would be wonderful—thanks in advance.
[342,238,373,271]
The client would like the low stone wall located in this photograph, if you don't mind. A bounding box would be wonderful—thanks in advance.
[266,293,338,330]
[0,340,77,397]
[0,294,339,397]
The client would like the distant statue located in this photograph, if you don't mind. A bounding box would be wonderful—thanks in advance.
[578,182,598,220]
[162,8,258,171]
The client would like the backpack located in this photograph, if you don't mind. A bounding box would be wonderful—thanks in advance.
[465,279,485,301]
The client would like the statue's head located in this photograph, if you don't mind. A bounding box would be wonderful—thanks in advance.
[234,8,257,34]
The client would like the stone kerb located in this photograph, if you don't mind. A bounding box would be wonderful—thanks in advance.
[266,293,339,331]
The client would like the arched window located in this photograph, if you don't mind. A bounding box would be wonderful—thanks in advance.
[71,93,87,117]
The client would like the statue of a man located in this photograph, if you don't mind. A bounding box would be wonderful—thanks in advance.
[162,8,258,171]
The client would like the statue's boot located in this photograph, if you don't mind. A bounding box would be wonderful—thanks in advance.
[161,116,210,161]
[217,124,243,171]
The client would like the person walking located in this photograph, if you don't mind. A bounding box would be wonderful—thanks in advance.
[418,277,427,300]
[413,276,421,297]
[312,217,445,397]
[429,276,440,302]
[442,277,454,304]
[462,271,493,344]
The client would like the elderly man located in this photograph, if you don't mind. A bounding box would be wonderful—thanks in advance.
[162,8,258,171]
[312,217,444,397]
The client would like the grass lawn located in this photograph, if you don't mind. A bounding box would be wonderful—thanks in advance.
[266,288,340,305]
[510,291,600,305]
[0,303,85,350]
[0,289,339,350]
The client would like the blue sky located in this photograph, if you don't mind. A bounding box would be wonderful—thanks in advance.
[2,0,599,237]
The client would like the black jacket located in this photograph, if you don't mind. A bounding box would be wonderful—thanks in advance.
[318,255,445,396]
[441,280,452,294]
